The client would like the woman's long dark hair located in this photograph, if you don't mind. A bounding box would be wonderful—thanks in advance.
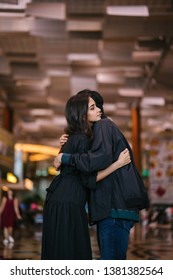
[77,89,106,118]
[64,93,93,139]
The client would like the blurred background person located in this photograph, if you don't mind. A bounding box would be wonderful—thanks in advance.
[0,189,22,246]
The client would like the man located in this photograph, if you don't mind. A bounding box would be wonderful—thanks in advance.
[54,89,149,260]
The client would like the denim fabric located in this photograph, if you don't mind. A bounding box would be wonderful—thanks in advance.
[98,217,134,260]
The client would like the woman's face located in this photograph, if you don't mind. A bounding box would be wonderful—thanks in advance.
[87,97,101,123]
[8,190,13,197]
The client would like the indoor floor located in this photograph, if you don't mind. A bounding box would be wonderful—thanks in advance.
[0,223,173,260]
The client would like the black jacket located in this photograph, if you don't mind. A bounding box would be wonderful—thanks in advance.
[69,118,149,222]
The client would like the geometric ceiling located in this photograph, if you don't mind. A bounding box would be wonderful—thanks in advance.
[0,0,173,147]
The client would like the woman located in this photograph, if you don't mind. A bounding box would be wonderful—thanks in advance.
[41,93,131,260]
[0,189,21,246]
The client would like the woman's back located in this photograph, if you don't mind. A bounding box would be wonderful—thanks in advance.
[47,133,90,204]
[41,133,92,260]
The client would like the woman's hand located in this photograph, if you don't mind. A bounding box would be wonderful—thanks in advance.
[54,153,63,170]
[117,148,131,167]
[58,134,69,147]
[96,148,131,182]
[17,214,22,220]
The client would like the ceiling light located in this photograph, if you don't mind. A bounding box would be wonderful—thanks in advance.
[97,73,125,84]
[107,6,149,17]
[29,154,52,162]
[15,143,59,156]
[141,97,165,106]
[52,116,67,126]
[0,12,25,17]
[7,172,17,184]
[118,88,143,97]
[132,50,161,61]
[20,122,40,132]
[46,68,71,77]
[147,118,163,126]
[67,19,102,31]
[68,53,99,61]
[30,109,53,116]
[104,103,117,112]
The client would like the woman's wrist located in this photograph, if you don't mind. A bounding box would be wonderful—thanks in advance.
[58,153,63,163]
[116,159,122,168]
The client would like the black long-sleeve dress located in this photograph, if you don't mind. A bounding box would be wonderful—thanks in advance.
[41,134,92,260]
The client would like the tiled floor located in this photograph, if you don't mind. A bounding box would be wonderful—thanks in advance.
[0,223,173,260]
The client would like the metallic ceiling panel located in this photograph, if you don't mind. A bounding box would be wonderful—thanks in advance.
[26,2,66,20]
[0,0,173,145]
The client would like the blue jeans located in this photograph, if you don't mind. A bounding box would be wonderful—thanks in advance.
[97,218,134,260]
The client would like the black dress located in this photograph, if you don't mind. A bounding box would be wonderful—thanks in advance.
[41,134,92,260]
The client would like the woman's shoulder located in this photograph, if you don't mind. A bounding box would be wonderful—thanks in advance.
[69,133,90,152]
[70,133,88,141]
[62,133,89,153]
[68,133,89,147]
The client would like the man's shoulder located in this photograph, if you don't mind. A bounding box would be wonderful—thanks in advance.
[94,118,124,138]
[94,117,114,127]
[94,117,119,131]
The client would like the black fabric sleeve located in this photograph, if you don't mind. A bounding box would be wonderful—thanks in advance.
[74,136,98,189]
[70,119,114,172]
[81,172,97,190]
